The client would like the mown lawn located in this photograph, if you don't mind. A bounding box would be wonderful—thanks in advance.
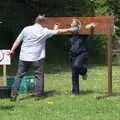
[0,64,120,120]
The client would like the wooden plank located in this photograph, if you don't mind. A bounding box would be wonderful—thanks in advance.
[112,49,120,52]
[46,16,114,35]
[2,65,7,86]
[107,35,112,96]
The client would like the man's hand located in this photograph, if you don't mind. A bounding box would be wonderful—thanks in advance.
[7,39,22,55]
[5,50,14,56]
[85,23,96,29]
[53,23,60,30]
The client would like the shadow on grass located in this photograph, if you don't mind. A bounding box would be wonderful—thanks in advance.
[0,105,15,111]
[19,89,106,101]
[80,90,94,95]
[45,90,58,96]
[111,92,120,96]
[94,92,120,100]
[19,90,57,101]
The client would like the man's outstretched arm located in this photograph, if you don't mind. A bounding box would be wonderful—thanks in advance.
[51,27,78,35]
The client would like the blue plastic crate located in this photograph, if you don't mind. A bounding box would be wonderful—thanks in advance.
[7,76,36,94]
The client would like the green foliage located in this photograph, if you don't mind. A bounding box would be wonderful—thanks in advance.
[88,35,107,64]
[107,0,120,37]
[94,0,108,16]
[46,35,70,64]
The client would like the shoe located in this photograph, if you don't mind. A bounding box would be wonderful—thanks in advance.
[71,94,77,97]
[71,91,79,96]
[10,95,17,102]
[71,93,79,97]
[82,73,88,80]
[10,90,18,102]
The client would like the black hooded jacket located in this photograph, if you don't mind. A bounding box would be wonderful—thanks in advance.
[69,35,89,56]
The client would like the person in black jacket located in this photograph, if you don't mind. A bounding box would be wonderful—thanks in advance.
[52,19,95,96]
[69,19,95,95]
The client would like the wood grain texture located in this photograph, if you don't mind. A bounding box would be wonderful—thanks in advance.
[46,16,114,35]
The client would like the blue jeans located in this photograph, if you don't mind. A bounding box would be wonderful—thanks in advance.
[71,52,88,94]
[11,60,44,96]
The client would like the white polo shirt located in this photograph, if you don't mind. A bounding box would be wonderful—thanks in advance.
[16,23,54,61]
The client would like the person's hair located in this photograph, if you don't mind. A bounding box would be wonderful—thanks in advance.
[72,19,81,30]
[35,14,46,24]
[73,19,81,26]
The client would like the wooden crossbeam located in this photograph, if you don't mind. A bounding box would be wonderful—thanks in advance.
[46,16,114,35]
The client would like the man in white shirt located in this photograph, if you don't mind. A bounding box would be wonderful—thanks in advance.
[9,14,78,101]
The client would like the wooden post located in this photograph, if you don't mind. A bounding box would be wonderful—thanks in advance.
[3,65,7,86]
[107,35,112,96]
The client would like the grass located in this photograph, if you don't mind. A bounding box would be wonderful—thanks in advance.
[0,63,120,120]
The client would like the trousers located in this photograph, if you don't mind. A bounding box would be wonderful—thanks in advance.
[71,52,88,94]
[11,60,44,96]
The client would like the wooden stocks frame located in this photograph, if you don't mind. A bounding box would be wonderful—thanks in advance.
[46,16,114,96]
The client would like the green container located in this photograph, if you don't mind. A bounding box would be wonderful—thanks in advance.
[7,76,36,94]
